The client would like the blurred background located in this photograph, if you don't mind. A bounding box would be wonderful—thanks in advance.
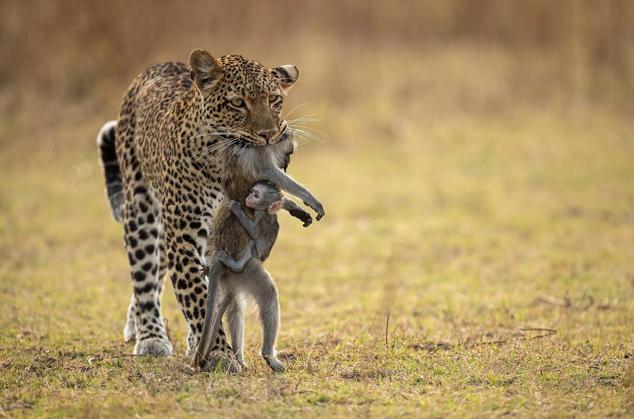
[1,2,633,415]
[1,0,633,130]
[2,0,634,351]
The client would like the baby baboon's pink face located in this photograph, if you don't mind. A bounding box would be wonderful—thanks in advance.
[245,185,264,208]
[245,183,282,212]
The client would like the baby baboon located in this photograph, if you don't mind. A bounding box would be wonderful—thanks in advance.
[219,182,303,269]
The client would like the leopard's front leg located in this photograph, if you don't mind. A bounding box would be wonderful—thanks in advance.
[163,212,240,372]
[122,192,172,356]
[124,237,168,344]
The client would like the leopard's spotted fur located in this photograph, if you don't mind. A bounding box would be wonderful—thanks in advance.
[97,51,299,370]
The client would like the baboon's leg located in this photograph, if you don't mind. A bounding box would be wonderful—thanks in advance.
[236,260,284,372]
[226,294,247,366]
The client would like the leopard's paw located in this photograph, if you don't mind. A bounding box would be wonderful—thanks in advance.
[201,350,242,374]
[134,337,173,356]
[123,298,137,343]
[236,354,248,370]
[123,320,136,343]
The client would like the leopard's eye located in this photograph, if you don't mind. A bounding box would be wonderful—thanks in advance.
[269,94,283,109]
[228,97,245,109]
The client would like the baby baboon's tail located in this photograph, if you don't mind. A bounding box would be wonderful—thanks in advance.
[97,120,124,222]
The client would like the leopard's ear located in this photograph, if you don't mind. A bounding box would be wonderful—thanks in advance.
[270,65,299,92]
[189,49,223,93]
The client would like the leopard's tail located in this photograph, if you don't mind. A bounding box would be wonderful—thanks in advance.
[97,120,124,222]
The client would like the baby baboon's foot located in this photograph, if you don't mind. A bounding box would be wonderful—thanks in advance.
[201,350,242,374]
[263,355,285,372]
[134,337,173,356]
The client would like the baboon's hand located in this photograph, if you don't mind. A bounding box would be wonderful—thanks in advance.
[304,197,325,221]
[288,208,313,227]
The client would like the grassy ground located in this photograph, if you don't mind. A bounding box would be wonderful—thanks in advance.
[1,98,633,415]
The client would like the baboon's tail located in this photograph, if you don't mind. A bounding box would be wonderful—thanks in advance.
[97,120,124,222]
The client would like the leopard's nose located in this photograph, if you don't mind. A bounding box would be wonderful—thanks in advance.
[257,129,277,141]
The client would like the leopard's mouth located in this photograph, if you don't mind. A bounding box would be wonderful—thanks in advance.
[266,122,289,145]
[236,123,290,148]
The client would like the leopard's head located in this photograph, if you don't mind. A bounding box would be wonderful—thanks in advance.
[189,49,298,147]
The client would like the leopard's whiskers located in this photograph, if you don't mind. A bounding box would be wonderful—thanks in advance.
[200,139,240,171]
[195,137,239,165]
[286,115,320,125]
[291,129,325,143]
[288,123,329,139]
[190,130,234,140]
[194,138,231,163]
[282,102,310,120]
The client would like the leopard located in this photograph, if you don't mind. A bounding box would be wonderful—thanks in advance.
[96,49,320,371]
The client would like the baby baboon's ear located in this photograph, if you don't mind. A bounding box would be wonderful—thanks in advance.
[270,65,299,92]
[189,49,223,93]
[267,200,284,214]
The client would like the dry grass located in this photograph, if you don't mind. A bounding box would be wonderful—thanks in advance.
[1,2,633,417]
[1,104,632,417]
